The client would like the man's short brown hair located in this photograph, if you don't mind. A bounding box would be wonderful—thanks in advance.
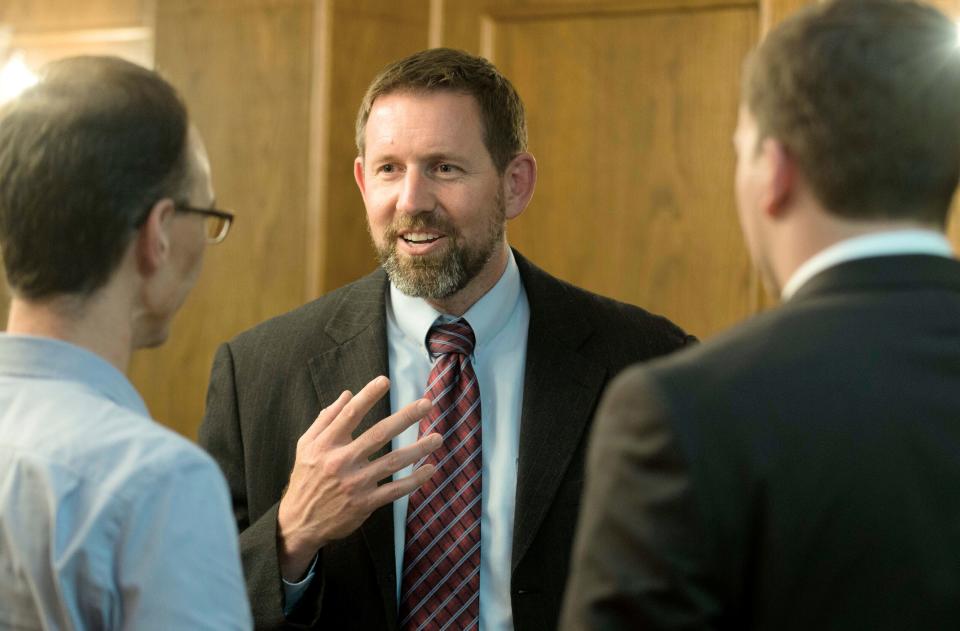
[355,47,527,173]
[0,56,191,299]
[743,0,960,225]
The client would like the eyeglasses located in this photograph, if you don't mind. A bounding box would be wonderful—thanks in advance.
[174,204,234,244]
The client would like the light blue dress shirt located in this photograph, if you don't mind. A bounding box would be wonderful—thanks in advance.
[388,250,529,631]
[0,334,252,630]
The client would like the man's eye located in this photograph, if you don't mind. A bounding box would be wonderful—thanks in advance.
[378,164,396,174]
[437,163,458,174]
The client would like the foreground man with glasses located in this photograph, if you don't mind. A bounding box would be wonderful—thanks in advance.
[0,56,250,629]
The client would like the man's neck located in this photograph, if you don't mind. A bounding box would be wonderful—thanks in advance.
[772,212,942,295]
[7,293,134,373]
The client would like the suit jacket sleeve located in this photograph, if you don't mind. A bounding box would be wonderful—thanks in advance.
[199,342,324,630]
[559,365,720,630]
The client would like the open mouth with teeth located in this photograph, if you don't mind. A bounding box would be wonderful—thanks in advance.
[401,232,443,245]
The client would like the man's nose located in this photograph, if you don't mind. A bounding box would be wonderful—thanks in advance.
[396,169,435,215]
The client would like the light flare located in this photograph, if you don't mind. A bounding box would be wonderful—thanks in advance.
[0,52,38,105]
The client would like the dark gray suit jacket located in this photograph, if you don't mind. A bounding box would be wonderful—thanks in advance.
[200,251,693,630]
[561,255,960,630]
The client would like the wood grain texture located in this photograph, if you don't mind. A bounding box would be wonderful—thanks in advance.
[128,0,315,438]
[443,1,759,339]
[0,0,149,32]
[314,0,431,295]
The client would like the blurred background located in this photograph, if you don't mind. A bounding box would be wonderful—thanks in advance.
[2,0,959,439]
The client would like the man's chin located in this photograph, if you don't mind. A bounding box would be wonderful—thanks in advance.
[386,258,465,299]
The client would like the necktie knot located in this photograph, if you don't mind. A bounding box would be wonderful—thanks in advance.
[426,319,475,358]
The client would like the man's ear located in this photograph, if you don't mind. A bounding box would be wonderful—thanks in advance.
[761,138,797,219]
[354,156,367,199]
[502,152,537,220]
[135,198,176,276]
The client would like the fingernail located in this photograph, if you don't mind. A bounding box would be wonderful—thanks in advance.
[419,398,433,412]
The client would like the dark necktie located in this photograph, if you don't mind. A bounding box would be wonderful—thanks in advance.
[398,319,482,630]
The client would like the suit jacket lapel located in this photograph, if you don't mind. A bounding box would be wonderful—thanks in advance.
[306,269,399,627]
[511,252,607,568]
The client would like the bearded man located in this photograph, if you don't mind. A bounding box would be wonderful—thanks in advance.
[199,47,694,631]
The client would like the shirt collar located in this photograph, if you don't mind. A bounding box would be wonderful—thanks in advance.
[387,249,523,354]
[0,334,149,417]
[781,229,955,301]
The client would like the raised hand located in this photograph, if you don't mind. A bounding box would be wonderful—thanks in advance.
[276,376,441,580]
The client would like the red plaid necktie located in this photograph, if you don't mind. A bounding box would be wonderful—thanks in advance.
[398,319,482,631]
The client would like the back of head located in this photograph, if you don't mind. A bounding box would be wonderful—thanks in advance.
[743,0,960,226]
[355,47,527,173]
[0,56,190,300]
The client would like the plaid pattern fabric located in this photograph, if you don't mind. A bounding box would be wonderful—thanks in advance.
[399,319,482,631]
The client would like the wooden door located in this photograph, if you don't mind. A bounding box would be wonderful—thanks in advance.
[433,0,762,339]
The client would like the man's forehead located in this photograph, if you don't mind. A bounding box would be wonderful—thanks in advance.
[363,91,486,157]
[368,91,479,124]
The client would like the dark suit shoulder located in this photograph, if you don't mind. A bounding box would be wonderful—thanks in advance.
[562,275,695,351]
[226,269,386,362]
[513,249,695,363]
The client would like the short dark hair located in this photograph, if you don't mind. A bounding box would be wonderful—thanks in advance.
[355,47,527,173]
[743,0,960,225]
[0,55,191,299]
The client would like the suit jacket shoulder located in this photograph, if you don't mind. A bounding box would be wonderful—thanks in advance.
[514,249,696,361]
[227,268,387,362]
[568,255,960,630]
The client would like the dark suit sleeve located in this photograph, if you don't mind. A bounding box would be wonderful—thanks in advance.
[559,365,720,630]
[199,342,324,629]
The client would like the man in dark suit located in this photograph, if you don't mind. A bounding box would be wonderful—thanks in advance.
[560,1,960,629]
[200,47,693,630]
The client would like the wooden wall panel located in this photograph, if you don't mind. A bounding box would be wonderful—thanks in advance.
[0,0,149,31]
[128,0,315,438]
[439,1,759,339]
[313,0,431,295]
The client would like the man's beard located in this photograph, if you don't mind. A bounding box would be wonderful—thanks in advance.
[373,191,506,300]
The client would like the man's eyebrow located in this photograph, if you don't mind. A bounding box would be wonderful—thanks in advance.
[366,151,472,165]
[421,152,469,163]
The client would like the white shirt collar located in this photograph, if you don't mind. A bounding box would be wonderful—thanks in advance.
[781,229,955,301]
[387,249,523,353]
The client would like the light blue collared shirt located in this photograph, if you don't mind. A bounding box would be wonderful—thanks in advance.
[781,229,956,300]
[0,334,251,630]
[388,249,529,631]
